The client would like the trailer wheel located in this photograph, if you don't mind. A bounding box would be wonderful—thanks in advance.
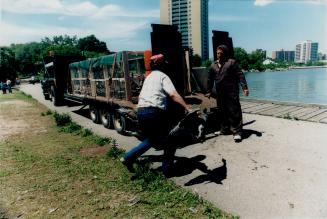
[89,105,100,124]
[113,112,126,134]
[100,109,113,129]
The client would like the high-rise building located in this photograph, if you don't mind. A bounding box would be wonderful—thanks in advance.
[160,0,209,60]
[295,40,319,63]
[272,50,295,62]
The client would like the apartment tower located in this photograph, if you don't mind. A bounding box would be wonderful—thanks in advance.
[160,0,209,60]
[295,40,319,63]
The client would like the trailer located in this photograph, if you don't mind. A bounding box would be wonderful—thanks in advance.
[68,51,147,135]
[41,25,229,138]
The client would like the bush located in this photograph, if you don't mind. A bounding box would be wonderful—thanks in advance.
[60,122,82,133]
[92,136,111,146]
[106,146,125,159]
[53,112,72,126]
[80,128,93,137]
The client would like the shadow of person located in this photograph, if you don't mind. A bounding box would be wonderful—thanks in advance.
[242,129,263,140]
[143,154,209,178]
[184,159,227,186]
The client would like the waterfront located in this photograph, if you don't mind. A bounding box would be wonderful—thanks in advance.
[243,68,327,106]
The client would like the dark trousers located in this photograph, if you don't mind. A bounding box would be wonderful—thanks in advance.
[123,107,176,172]
[216,88,243,134]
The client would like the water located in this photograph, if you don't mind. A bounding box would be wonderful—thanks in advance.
[242,68,327,106]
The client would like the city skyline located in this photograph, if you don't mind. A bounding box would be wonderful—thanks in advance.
[0,0,326,58]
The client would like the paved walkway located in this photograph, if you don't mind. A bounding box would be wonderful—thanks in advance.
[19,84,327,219]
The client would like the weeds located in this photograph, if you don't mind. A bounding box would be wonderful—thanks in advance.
[92,136,111,146]
[80,128,93,137]
[59,122,82,133]
[53,112,71,126]
[106,146,125,159]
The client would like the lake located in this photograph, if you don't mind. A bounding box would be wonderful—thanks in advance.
[242,68,327,106]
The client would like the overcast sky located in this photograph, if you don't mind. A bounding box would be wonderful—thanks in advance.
[1,0,326,58]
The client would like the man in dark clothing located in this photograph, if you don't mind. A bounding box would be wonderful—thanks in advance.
[206,45,249,142]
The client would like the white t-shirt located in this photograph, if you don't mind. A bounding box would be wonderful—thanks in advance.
[138,70,176,110]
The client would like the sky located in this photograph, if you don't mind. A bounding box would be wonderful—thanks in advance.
[0,0,326,58]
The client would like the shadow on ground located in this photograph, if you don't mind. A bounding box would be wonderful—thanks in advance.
[143,154,227,185]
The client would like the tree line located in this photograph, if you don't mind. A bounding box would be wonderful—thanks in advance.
[194,47,326,71]
[0,35,109,82]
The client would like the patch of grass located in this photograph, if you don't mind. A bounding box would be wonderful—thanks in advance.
[282,113,292,120]
[0,92,236,218]
[41,109,52,116]
[80,128,93,137]
[92,135,111,146]
[106,146,125,159]
[53,112,72,126]
[59,122,82,133]
[0,170,11,178]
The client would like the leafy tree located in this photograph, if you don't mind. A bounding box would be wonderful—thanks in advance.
[0,47,17,81]
[248,49,266,71]
[78,35,109,53]
[10,42,43,75]
[202,59,212,68]
[234,47,249,71]
[41,35,80,57]
[192,54,202,67]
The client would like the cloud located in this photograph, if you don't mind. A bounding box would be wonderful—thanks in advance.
[0,19,149,47]
[254,0,275,6]
[254,0,327,6]
[1,0,159,18]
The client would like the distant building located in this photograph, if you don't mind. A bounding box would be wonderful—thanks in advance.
[272,50,295,62]
[263,59,275,65]
[160,0,209,60]
[318,53,327,61]
[295,40,319,63]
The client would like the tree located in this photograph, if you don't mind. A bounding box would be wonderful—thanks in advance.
[10,42,43,75]
[234,47,249,71]
[192,54,202,67]
[77,35,109,54]
[40,35,80,57]
[202,59,212,68]
[0,47,17,81]
[248,49,266,71]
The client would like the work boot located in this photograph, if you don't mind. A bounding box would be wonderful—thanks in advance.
[120,157,135,173]
[233,133,242,142]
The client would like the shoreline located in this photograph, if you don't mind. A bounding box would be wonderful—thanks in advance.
[289,65,327,70]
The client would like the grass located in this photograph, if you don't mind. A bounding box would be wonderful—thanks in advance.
[0,91,237,218]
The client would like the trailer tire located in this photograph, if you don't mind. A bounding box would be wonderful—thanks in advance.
[113,112,126,134]
[89,105,100,124]
[100,109,113,129]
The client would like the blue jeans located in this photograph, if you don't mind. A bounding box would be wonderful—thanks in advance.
[123,107,175,173]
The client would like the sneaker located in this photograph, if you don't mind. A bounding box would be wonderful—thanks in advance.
[233,134,242,142]
[120,157,135,173]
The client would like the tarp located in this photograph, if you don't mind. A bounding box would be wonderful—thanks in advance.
[69,59,93,71]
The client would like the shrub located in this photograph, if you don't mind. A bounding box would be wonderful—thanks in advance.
[106,146,125,159]
[53,112,72,126]
[80,128,93,137]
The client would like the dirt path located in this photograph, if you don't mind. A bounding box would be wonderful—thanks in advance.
[0,100,32,142]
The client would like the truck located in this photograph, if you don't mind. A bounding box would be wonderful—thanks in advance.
[41,24,228,138]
